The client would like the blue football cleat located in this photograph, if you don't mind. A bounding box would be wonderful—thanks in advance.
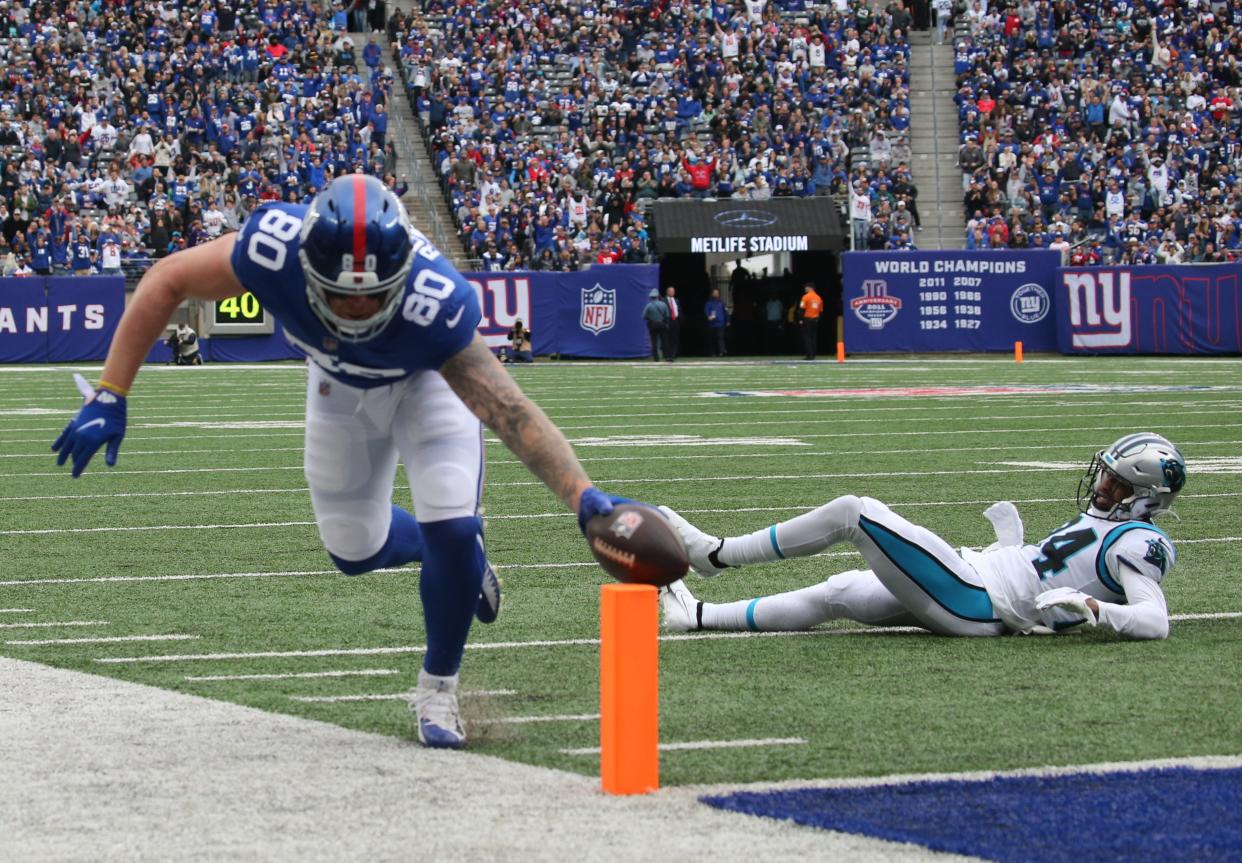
[411,670,466,749]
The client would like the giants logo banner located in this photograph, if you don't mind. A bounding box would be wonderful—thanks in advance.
[1057,265,1242,355]
[469,265,655,358]
[0,277,125,362]
[843,251,1060,352]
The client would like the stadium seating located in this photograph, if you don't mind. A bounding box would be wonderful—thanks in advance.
[388,0,921,264]
[0,0,398,276]
[952,0,1242,264]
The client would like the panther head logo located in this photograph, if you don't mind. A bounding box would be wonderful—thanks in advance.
[1161,458,1185,493]
[1143,538,1171,575]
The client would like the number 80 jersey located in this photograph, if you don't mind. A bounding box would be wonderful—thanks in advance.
[229,203,481,388]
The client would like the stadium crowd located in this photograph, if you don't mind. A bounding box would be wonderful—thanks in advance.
[953,0,1242,264]
[389,0,923,266]
[0,0,398,277]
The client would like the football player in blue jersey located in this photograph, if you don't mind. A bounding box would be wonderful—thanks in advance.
[51,174,630,749]
[660,434,1185,641]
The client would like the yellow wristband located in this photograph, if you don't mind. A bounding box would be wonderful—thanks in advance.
[98,380,130,398]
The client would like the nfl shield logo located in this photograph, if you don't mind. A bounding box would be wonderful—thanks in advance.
[580,284,616,335]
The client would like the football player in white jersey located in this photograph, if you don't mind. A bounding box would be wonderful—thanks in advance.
[51,174,632,749]
[660,434,1185,641]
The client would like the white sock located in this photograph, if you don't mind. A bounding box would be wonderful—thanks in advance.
[418,669,458,692]
[700,581,839,631]
[718,497,859,566]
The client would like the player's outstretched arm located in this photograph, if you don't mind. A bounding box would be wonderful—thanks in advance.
[439,333,595,515]
[99,234,245,394]
[52,235,245,477]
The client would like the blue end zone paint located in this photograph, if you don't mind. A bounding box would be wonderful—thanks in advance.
[701,766,1242,862]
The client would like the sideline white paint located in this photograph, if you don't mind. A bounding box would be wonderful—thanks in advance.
[561,737,808,756]
[678,753,1242,799]
[0,608,34,613]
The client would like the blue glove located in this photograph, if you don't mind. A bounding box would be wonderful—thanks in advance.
[52,384,128,478]
[577,487,633,534]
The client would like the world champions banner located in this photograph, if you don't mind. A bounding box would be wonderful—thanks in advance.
[842,251,1061,352]
[1056,264,1242,355]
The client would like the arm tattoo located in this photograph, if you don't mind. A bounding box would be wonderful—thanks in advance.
[441,335,590,509]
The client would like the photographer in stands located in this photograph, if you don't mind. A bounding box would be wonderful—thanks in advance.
[166,323,203,366]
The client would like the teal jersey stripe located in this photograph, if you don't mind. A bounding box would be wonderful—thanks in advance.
[859,516,999,623]
[1096,521,1171,596]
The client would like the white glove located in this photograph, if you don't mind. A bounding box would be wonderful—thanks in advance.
[983,501,1024,548]
[1034,587,1097,627]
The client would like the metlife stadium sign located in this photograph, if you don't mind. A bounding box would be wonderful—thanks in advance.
[651,198,845,254]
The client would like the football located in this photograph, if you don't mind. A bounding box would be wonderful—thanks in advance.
[586,503,690,587]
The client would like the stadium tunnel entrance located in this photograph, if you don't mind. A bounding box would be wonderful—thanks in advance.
[652,199,846,357]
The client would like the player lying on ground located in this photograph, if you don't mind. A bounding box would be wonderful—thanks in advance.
[51,174,634,749]
[660,434,1185,640]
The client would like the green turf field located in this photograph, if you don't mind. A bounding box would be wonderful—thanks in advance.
[2,356,1240,786]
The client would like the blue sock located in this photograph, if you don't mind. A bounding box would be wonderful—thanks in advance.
[418,516,485,677]
[329,505,424,576]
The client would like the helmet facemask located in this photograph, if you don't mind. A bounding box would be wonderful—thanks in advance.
[1077,434,1186,522]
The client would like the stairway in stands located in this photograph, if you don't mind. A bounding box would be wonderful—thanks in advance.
[358,29,470,268]
[906,30,964,250]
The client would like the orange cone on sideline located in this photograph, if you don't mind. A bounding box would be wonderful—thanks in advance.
[600,583,659,795]
[1014,341,1024,363]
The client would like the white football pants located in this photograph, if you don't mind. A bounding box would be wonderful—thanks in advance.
[302,363,484,562]
[771,496,1005,637]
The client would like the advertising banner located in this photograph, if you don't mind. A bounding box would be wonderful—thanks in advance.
[1057,264,1242,355]
[842,251,1060,352]
[471,265,657,359]
[2,266,660,364]
[0,277,126,363]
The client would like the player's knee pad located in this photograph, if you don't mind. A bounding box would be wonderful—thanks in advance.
[411,463,477,522]
[815,494,864,533]
[319,508,390,571]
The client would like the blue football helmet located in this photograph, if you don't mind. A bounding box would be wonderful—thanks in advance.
[298,173,414,342]
[1078,432,1186,521]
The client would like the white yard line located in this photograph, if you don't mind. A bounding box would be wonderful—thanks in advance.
[288,689,516,703]
[3,533,1239,588]
[186,669,401,682]
[0,620,108,629]
[475,713,600,726]
[0,608,34,613]
[6,509,1242,540]
[561,737,808,756]
[89,612,1242,665]
[7,634,199,647]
